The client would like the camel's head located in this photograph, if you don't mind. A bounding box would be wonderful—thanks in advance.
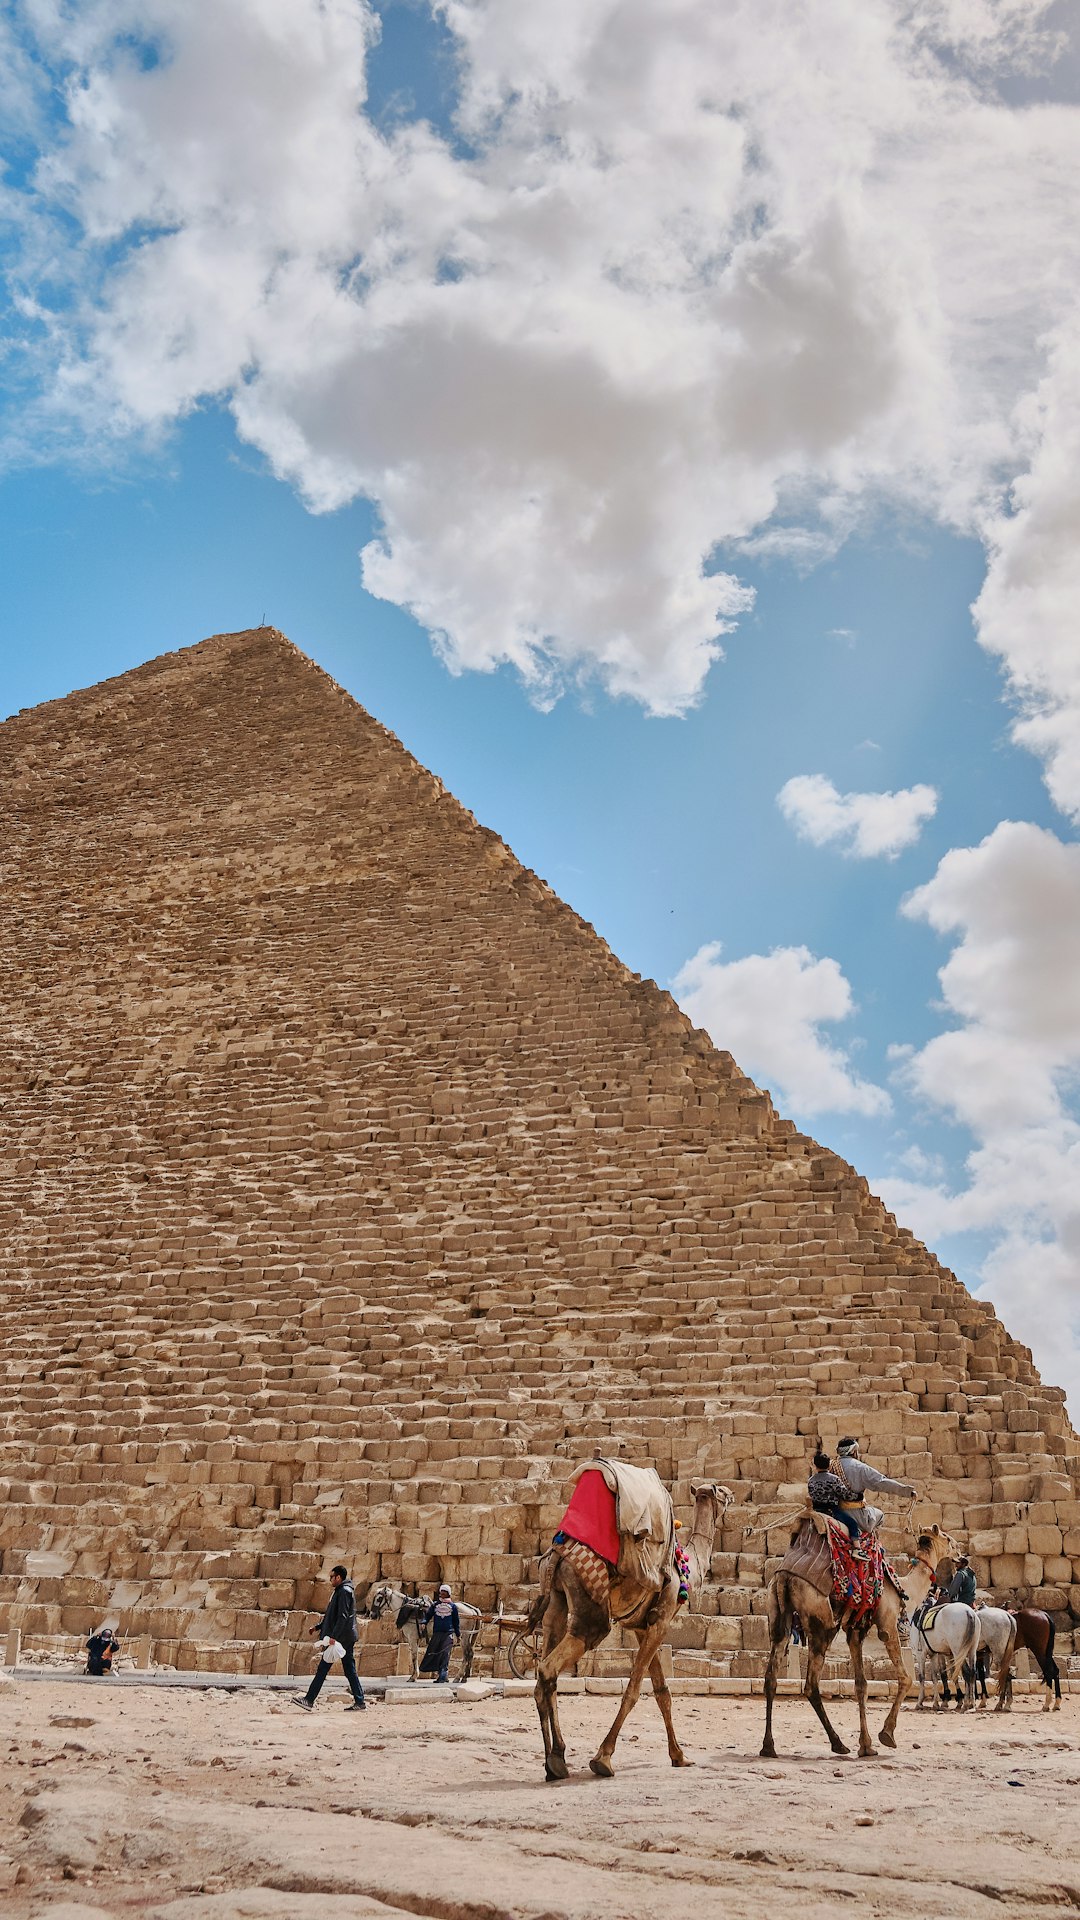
[689,1479,735,1515]
[913,1524,961,1573]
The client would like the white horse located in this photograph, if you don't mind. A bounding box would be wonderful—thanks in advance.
[911,1599,980,1710]
[965,1606,1018,1710]
[362,1583,483,1681]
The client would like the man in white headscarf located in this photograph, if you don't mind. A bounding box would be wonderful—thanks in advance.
[833,1437,915,1537]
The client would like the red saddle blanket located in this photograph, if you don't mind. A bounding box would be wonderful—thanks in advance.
[781,1516,899,1625]
[557,1469,620,1565]
[830,1528,889,1624]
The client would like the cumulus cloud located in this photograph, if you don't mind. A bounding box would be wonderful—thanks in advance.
[972,329,1080,821]
[879,820,1080,1408]
[777,772,938,858]
[3,0,1080,724]
[673,942,889,1117]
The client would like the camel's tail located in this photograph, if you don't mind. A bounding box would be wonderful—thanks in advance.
[767,1570,796,1645]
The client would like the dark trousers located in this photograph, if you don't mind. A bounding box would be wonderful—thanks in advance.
[813,1503,860,1540]
[305,1646,365,1706]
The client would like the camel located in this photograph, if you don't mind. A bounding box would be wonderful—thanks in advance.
[761,1525,953,1760]
[530,1477,733,1781]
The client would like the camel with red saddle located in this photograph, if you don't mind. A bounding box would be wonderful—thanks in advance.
[528,1460,733,1781]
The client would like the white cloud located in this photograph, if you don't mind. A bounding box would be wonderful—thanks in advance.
[880,820,1080,1410]
[972,328,1080,822]
[673,942,889,1117]
[777,772,938,858]
[3,0,1080,724]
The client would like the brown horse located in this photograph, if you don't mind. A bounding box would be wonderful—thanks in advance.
[998,1608,1062,1711]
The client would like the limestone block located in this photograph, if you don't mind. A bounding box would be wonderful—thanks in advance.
[1028,1524,1063,1557]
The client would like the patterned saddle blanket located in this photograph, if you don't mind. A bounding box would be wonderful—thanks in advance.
[780,1514,903,1625]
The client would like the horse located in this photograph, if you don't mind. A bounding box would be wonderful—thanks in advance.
[910,1595,980,1710]
[997,1607,1062,1712]
[362,1582,483,1681]
[962,1606,1017,1711]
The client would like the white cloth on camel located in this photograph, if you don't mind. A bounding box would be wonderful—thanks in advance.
[573,1457,676,1590]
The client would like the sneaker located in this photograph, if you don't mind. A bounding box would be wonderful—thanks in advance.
[292,1696,314,1711]
[345,1700,366,1711]
[435,1677,450,1685]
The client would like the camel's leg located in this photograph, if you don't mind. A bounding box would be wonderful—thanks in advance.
[913,1651,926,1710]
[875,1619,909,1750]
[642,1645,688,1767]
[848,1629,876,1758]
[534,1590,585,1782]
[590,1614,672,1779]
[760,1619,789,1760]
[804,1619,849,1757]
[537,1630,587,1780]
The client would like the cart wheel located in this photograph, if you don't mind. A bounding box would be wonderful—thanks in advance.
[508,1629,541,1681]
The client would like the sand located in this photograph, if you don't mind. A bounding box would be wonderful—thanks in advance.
[1,1674,1077,1919]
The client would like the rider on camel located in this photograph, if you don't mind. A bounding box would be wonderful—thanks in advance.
[807,1448,862,1542]
[833,1437,915,1537]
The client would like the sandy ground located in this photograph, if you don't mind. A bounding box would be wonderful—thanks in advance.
[1,1673,1078,1920]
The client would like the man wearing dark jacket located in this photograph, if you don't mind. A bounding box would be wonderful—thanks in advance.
[946,1556,977,1607]
[294,1565,367,1711]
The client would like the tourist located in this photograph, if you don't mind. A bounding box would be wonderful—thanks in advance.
[833,1437,916,1536]
[294,1565,367,1711]
[807,1449,860,1539]
[420,1584,460,1684]
[85,1625,120,1675]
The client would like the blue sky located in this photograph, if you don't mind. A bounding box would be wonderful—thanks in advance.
[2,1,1079,1409]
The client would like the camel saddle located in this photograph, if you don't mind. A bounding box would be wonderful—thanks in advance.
[578,1457,676,1594]
[781,1512,906,1624]
[780,1512,851,1597]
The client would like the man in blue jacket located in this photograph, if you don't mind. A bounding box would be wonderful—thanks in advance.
[294,1565,367,1711]
[420,1584,460,1684]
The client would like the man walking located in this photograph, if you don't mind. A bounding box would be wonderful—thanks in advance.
[294,1565,368,1711]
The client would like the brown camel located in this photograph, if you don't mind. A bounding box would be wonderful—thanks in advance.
[531,1477,733,1781]
[761,1525,952,1760]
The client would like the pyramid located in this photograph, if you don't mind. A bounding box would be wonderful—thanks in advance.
[2,627,1078,1678]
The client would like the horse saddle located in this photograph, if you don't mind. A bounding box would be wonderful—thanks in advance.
[913,1599,947,1639]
